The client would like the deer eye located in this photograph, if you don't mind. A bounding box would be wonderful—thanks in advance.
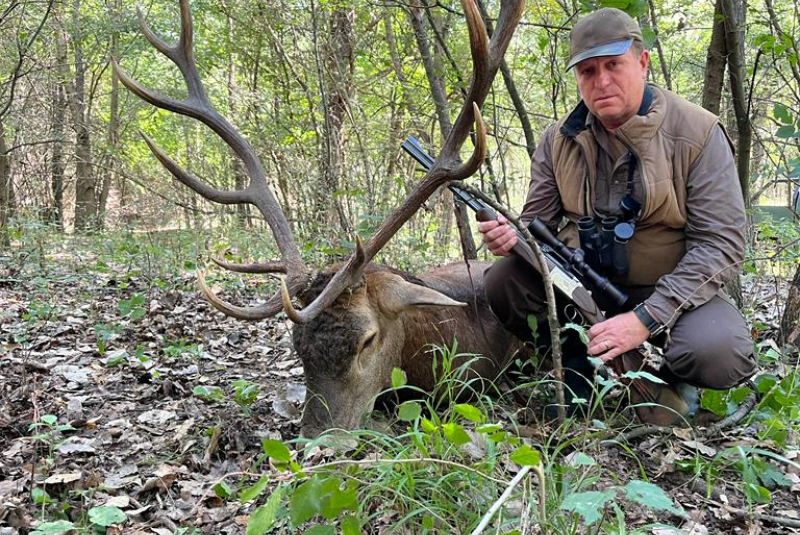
[358,331,378,355]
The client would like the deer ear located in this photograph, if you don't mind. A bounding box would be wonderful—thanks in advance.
[376,275,465,314]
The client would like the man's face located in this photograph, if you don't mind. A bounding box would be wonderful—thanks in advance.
[574,48,649,131]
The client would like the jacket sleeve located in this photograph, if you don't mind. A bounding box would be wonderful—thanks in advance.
[520,124,561,231]
[644,126,746,328]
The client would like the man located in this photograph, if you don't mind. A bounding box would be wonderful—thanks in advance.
[479,8,756,422]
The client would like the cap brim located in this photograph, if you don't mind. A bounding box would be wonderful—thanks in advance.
[566,38,633,70]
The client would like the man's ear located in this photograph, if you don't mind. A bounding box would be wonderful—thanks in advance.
[639,49,650,72]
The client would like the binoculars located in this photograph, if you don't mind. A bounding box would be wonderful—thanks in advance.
[577,215,634,276]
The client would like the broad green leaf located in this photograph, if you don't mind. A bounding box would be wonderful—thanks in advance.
[214,482,234,498]
[624,480,685,516]
[398,401,421,422]
[193,385,224,402]
[246,486,283,535]
[303,526,334,535]
[568,452,596,466]
[241,475,270,502]
[41,415,57,426]
[774,103,793,124]
[622,370,666,384]
[526,315,539,337]
[31,520,77,535]
[561,490,616,524]
[700,389,728,416]
[320,479,358,519]
[32,487,53,504]
[454,403,484,423]
[261,439,291,462]
[744,483,771,503]
[442,422,471,445]
[421,417,437,433]
[391,368,407,388]
[510,444,542,466]
[88,505,128,527]
[290,477,323,526]
[776,124,797,138]
[340,514,362,535]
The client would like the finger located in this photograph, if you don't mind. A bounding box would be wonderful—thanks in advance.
[494,233,517,255]
[477,220,499,234]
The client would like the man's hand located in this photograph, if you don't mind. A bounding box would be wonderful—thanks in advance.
[587,311,650,362]
[477,215,517,256]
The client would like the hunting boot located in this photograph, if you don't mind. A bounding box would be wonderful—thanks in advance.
[615,351,698,426]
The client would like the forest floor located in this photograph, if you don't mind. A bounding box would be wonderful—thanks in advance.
[0,234,799,535]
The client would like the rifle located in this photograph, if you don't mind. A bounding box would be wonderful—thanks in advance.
[401,136,628,324]
[401,136,687,426]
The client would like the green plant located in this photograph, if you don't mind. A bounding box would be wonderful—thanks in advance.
[118,292,146,321]
[162,339,203,358]
[232,379,260,408]
[94,322,122,356]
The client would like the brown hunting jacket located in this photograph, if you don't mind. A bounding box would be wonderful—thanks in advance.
[521,84,745,328]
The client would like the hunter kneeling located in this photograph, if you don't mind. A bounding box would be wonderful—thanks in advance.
[479,8,757,424]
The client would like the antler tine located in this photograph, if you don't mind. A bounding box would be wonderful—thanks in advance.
[139,131,250,205]
[212,257,288,274]
[197,270,308,320]
[118,0,313,321]
[287,0,523,324]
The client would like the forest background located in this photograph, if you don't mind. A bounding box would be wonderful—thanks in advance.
[1,0,800,533]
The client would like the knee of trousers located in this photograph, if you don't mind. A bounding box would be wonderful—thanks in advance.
[483,256,545,338]
[664,328,756,390]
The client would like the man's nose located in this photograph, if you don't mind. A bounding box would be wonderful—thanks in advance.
[595,69,611,88]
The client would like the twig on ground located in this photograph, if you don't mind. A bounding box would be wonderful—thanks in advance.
[699,392,758,437]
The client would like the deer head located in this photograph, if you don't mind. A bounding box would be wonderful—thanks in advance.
[114,0,525,437]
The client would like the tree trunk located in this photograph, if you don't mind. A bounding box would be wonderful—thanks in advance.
[69,0,98,232]
[721,0,751,207]
[701,0,727,115]
[49,30,68,230]
[312,0,353,234]
[98,0,120,229]
[222,0,250,226]
[647,0,672,91]
[782,264,800,347]
[0,119,15,247]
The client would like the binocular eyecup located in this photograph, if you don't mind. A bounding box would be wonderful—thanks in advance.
[578,215,634,277]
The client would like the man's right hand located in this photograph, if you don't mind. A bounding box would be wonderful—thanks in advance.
[477,215,518,256]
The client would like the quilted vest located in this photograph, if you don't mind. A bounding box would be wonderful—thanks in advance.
[551,85,726,286]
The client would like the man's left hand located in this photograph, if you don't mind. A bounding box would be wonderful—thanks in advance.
[587,312,650,362]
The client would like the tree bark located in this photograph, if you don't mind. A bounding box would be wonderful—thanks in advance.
[68,0,97,231]
[702,0,727,115]
[721,0,752,207]
[783,264,800,347]
[312,0,353,233]
[647,0,672,91]
[0,119,15,246]
[98,0,120,229]
[48,30,68,230]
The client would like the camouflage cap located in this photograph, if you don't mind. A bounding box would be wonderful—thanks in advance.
[567,8,643,70]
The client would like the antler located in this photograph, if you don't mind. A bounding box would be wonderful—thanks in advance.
[283,0,526,322]
[113,0,311,319]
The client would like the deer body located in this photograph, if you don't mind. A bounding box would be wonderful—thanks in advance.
[293,261,521,437]
[116,0,525,439]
